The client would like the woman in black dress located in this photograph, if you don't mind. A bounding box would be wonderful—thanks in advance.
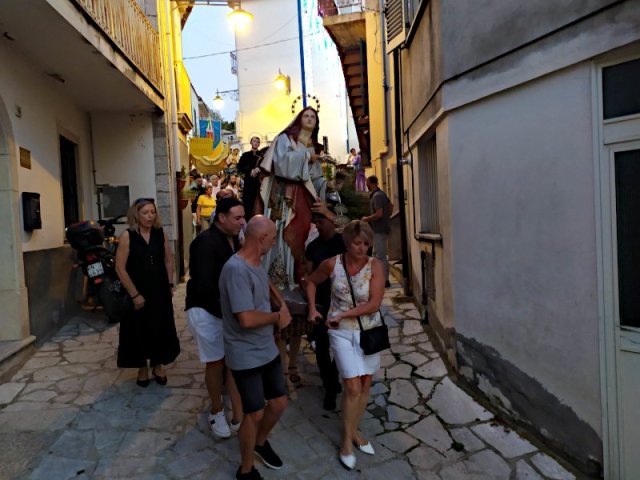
[115,198,180,387]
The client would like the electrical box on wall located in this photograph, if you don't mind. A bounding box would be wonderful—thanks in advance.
[22,192,42,230]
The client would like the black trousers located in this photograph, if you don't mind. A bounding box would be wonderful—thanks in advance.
[312,322,340,394]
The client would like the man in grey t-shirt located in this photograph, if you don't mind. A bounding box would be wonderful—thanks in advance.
[362,175,392,286]
[219,215,292,480]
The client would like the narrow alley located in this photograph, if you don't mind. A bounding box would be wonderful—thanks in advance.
[0,283,577,480]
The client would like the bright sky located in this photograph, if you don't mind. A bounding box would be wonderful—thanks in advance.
[182,6,239,121]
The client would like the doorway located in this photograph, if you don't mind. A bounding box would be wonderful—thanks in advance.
[601,142,640,479]
[59,135,80,227]
[596,53,640,479]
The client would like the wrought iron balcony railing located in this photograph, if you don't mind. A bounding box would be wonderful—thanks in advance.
[318,0,365,18]
[73,0,164,94]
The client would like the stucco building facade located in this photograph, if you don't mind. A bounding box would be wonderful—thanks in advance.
[0,0,193,364]
[387,0,640,476]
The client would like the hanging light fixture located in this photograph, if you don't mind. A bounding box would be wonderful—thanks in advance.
[213,90,224,110]
[274,69,291,95]
[227,1,253,31]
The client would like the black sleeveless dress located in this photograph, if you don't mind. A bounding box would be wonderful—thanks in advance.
[117,227,180,368]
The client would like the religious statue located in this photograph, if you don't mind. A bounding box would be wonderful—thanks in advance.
[257,107,330,288]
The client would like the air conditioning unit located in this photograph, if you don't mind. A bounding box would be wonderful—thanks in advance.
[384,0,407,51]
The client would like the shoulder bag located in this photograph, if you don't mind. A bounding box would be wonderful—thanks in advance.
[342,255,390,355]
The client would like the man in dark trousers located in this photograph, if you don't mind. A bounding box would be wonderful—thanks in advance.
[237,136,263,219]
[185,197,246,440]
[362,175,392,287]
[305,208,345,410]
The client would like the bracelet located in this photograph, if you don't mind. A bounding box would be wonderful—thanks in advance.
[131,293,141,300]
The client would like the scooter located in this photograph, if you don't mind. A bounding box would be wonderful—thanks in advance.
[66,216,128,323]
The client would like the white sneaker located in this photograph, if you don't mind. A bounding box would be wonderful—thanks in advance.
[208,410,231,439]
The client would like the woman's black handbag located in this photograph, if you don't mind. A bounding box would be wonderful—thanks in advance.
[343,255,390,355]
[359,322,390,355]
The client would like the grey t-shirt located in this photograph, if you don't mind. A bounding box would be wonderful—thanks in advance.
[219,254,278,370]
[369,189,391,234]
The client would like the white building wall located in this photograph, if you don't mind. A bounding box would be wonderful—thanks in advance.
[447,63,601,434]
[236,0,353,158]
[304,0,355,162]
[0,42,92,252]
[236,0,301,145]
[91,112,157,215]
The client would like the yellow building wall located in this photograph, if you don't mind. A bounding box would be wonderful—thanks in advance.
[364,8,396,204]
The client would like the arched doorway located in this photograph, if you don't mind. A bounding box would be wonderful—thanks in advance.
[0,96,31,341]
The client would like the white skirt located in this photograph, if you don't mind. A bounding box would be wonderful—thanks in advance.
[329,329,381,379]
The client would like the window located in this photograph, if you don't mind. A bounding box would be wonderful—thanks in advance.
[59,136,79,227]
[418,135,439,233]
[603,58,640,120]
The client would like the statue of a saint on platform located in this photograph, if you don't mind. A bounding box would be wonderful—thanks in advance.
[257,107,330,289]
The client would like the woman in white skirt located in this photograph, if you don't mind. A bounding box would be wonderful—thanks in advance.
[306,220,385,470]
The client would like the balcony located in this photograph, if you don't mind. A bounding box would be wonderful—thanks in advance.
[319,0,365,17]
[175,61,194,135]
[0,0,164,111]
[74,0,163,94]
[319,0,371,164]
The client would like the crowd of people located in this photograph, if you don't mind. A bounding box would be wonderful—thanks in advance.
[114,107,394,480]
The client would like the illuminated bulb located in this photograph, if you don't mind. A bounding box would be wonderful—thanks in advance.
[227,7,253,31]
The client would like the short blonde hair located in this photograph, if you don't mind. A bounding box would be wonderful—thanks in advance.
[127,198,162,231]
[342,220,374,247]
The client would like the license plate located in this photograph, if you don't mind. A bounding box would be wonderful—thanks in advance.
[87,261,105,278]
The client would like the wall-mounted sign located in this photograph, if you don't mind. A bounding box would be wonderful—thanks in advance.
[19,147,31,169]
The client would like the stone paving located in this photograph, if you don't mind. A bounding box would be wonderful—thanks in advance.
[0,283,580,479]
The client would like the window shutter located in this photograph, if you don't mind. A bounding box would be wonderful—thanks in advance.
[385,0,406,50]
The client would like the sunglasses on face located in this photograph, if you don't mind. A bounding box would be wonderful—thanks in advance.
[135,197,155,206]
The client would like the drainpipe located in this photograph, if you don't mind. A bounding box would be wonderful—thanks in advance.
[164,0,181,277]
[164,1,180,216]
[297,0,307,107]
[379,0,389,149]
[393,48,410,294]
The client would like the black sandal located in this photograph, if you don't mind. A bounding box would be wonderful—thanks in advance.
[137,369,150,388]
[152,368,168,385]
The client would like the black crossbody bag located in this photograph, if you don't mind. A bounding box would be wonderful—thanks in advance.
[342,255,390,355]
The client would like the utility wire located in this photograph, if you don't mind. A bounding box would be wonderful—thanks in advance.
[183,26,324,60]
[184,36,298,59]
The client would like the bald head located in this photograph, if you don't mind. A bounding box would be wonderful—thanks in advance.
[245,215,275,239]
[243,215,277,257]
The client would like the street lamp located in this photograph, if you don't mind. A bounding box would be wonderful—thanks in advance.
[213,89,240,110]
[274,69,291,95]
[213,91,224,110]
[227,1,253,31]
[191,0,253,31]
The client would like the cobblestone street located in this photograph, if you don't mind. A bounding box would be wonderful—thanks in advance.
[0,283,578,479]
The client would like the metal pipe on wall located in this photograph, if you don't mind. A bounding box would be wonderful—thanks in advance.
[296,0,307,107]
[393,48,410,294]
